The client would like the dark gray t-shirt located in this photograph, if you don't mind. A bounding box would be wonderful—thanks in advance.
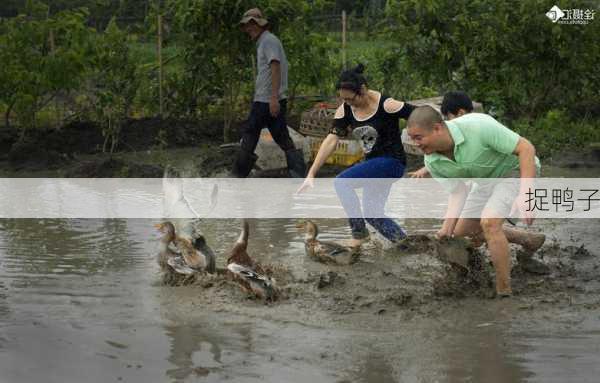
[254,31,288,102]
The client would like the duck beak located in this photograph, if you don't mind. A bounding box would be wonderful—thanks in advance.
[154,223,164,231]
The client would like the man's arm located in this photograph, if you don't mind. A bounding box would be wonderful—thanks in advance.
[512,137,537,225]
[269,60,281,117]
[514,137,536,178]
[437,181,469,238]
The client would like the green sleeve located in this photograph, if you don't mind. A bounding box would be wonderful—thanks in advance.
[479,115,520,154]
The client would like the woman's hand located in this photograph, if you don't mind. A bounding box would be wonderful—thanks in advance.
[296,176,315,194]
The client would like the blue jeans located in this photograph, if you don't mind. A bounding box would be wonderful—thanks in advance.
[334,156,406,241]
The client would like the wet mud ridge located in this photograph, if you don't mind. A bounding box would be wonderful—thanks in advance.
[155,235,600,328]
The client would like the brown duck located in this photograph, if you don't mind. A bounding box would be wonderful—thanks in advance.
[155,221,216,275]
[155,221,178,270]
[226,220,278,301]
[298,220,359,265]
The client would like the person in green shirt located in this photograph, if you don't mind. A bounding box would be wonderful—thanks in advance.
[406,106,546,297]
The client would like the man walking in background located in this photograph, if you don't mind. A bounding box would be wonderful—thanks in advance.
[232,8,306,178]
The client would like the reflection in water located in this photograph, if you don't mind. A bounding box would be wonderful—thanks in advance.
[0,218,598,382]
[0,219,156,325]
[432,303,532,383]
[355,350,396,383]
[0,280,9,319]
[0,219,144,277]
[164,324,223,380]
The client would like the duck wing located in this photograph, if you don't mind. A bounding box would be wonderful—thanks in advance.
[162,168,199,244]
[227,263,278,301]
[227,263,270,284]
[167,256,197,275]
[309,240,358,265]
[194,236,216,273]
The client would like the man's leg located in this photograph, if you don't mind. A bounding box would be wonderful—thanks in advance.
[453,218,485,246]
[455,216,545,253]
[504,227,546,252]
[231,102,266,177]
[505,227,549,274]
[480,216,512,296]
[266,99,306,177]
[454,217,548,274]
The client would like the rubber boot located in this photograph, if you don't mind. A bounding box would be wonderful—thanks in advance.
[231,150,258,178]
[285,148,307,178]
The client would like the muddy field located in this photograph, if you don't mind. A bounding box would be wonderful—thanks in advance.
[1,218,599,383]
[155,219,600,329]
[1,118,600,382]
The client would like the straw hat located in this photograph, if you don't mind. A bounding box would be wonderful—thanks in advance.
[239,8,268,27]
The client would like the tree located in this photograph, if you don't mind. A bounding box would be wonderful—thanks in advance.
[0,1,92,138]
[166,0,254,142]
[86,17,140,154]
[385,0,600,118]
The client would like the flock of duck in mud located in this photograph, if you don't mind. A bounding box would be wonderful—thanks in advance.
[155,172,365,302]
[155,218,359,302]
[153,169,499,304]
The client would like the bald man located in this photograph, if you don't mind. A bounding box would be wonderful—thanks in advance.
[407,106,546,297]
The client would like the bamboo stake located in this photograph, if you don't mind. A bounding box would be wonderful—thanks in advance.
[342,10,347,69]
[48,29,55,54]
[158,14,164,117]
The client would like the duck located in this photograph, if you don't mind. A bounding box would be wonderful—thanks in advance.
[173,235,217,274]
[226,219,279,302]
[155,221,178,270]
[155,221,216,275]
[298,220,359,265]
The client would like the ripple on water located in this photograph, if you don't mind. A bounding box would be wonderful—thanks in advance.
[0,219,156,279]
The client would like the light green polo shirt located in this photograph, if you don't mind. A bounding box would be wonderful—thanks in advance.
[424,113,540,190]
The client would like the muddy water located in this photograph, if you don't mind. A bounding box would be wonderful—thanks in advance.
[1,217,599,383]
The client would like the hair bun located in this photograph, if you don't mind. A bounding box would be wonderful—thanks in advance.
[353,63,365,74]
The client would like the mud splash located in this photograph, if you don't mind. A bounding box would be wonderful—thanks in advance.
[153,218,600,333]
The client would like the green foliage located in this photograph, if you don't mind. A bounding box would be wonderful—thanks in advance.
[1,0,596,159]
[268,1,337,113]
[0,2,92,138]
[512,110,600,159]
[165,0,254,141]
[384,0,600,119]
[84,17,140,154]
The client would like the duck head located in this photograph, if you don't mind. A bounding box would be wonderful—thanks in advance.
[155,221,176,243]
[297,220,318,241]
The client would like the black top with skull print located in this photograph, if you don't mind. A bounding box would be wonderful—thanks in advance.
[329,94,415,164]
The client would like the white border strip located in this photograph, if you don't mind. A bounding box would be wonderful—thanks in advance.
[0,178,598,219]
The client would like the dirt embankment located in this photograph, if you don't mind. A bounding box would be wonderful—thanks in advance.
[3,114,599,178]
[0,117,238,176]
